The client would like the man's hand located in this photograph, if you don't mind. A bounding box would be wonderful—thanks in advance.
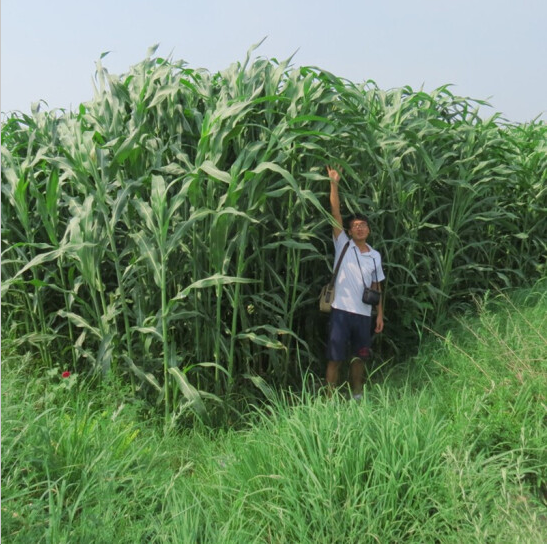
[326,165,341,184]
[375,314,384,333]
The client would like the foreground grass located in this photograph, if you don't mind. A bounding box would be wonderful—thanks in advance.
[2,284,546,543]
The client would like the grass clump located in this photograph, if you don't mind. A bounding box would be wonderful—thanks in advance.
[1,360,189,543]
[2,285,546,543]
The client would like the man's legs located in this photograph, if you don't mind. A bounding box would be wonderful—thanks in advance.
[326,310,371,397]
[327,358,365,397]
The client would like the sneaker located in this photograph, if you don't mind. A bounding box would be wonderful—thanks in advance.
[352,393,363,401]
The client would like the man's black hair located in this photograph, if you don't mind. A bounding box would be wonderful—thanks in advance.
[346,214,370,229]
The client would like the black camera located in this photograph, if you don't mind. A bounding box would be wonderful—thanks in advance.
[362,287,381,306]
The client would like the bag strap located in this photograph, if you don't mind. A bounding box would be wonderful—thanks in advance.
[329,241,350,287]
[353,247,378,288]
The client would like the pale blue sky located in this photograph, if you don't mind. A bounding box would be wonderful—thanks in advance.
[1,0,546,123]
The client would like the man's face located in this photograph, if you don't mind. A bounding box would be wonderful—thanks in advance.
[349,220,369,241]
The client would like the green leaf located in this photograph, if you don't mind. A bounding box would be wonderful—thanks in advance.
[168,367,208,418]
[175,274,257,299]
[199,160,232,184]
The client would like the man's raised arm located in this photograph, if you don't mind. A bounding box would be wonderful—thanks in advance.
[326,166,344,240]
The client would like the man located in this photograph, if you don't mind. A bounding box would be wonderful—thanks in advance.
[325,166,385,399]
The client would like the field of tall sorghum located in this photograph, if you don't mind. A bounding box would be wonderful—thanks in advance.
[2,45,546,422]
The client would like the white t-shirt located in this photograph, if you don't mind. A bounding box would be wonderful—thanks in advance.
[332,231,385,317]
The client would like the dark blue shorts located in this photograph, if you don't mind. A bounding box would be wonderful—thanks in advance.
[327,308,372,362]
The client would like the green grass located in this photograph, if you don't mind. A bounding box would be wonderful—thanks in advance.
[2,284,546,543]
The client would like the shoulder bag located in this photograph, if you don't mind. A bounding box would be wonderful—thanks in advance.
[319,241,350,313]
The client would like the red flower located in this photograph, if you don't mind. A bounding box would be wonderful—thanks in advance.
[62,371,71,378]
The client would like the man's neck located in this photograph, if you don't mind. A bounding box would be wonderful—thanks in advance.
[353,240,370,252]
